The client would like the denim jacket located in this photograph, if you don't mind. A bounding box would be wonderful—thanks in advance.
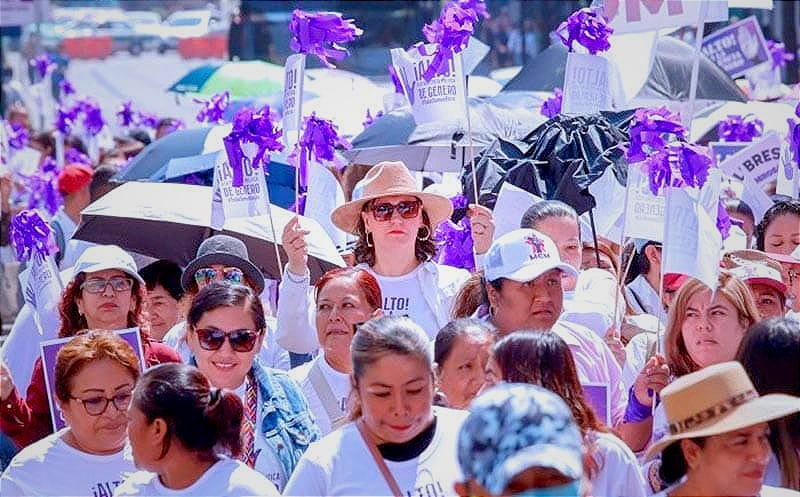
[251,358,320,478]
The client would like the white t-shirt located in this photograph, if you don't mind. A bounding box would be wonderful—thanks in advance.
[0,429,136,497]
[289,354,351,437]
[283,407,467,496]
[367,265,440,339]
[589,431,647,497]
[113,457,278,497]
[232,380,287,491]
[652,484,800,497]
[562,268,625,337]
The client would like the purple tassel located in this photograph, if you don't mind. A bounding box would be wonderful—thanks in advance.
[9,210,55,262]
[388,64,404,94]
[716,201,731,241]
[195,91,230,124]
[30,54,54,80]
[767,40,794,70]
[362,109,384,129]
[8,123,30,150]
[117,101,136,128]
[627,106,686,164]
[137,111,160,130]
[672,142,711,189]
[78,99,105,137]
[223,105,284,188]
[541,88,563,119]
[55,103,79,135]
[289,9,363,68]
[434,194,475,271]
[295,114,350,192]
[557,7,613,55]
[422,1,480,81]
[59,78,76,98]
[718,114,764,142]
[789,103,799,167]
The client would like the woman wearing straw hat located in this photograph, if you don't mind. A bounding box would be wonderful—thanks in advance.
[645,361,800,497]
[277,161,471,352]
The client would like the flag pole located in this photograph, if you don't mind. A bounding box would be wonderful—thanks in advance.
[683,0,710,135]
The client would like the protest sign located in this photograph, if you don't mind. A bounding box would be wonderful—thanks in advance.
[604,0,728,34]
[212,149,270,229]
[662,187,721,290]
[582,383,610,426]
[588,166,627,241]
[719,132,781,190]
[701,16,770,78]
[492,182,543,239]
[305,162,347,250]
[282,53,306,149]
[710,142,750,166]
[390,44,468,126]
[623,165,665,243]
[561,53,612,115]
[42,328,145,432]
[776,157,799,198]
[740,173,773,224]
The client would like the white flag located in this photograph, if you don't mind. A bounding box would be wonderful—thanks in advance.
[282,54,306,149]
[623,165,666,242]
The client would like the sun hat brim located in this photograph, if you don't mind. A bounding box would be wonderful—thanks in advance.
[331,191,454,235]
[644,393,800,461]
[73,261,145,286]
[181,252,264,294]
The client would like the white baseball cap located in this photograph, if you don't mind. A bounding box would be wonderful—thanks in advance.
[484,229,578,283]
[729,262,788,297]
[72,245,144,285]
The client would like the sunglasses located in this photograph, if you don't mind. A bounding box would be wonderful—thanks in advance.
[194,267,244,287]
[70,391,133,416]
[80,276,133,294]
[194,327,260,352]
[369,199,422,222]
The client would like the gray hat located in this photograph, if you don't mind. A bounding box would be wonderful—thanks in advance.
[181,235,264,294]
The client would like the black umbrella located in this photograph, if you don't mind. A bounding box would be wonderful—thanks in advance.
[504,37,746,103]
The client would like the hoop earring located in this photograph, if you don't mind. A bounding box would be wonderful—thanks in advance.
[417,226,431,241]
[365,232,374,248]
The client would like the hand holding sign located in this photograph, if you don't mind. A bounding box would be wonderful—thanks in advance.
[283,216,310,277]
[633,354,670,408]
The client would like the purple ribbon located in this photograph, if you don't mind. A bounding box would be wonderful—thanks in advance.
[289,10,363,68]
[137,112,160,130]
[627,106,686,164]
[644,142,712,196]
[388,64,404,94]
[789,103,799,167]
[77,98,105,137]
[195,91,230,124]
[55,103,78,135]
[767,40,794,70]
[10,210,54,262]
[8,123,30,150]
[117,101,136,128]
[557,7,613,55]
[541,88,563,119]
[717,114,764,142]
[294,113,350,194]
[716,200,731,241]
[362,109,384,129]
[421,1,482,81]
[223,106,284,188]
[434,194,475,271]
[30,54,54,80]
[59,78,76,98]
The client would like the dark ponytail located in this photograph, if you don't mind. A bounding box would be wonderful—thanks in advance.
[133,363,243,460]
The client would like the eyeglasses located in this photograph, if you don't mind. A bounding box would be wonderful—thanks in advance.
[193,267,244,287]
[194,327,260,352]
[369,200,422,222]
[80,277,134,294]
[70,391,133,416]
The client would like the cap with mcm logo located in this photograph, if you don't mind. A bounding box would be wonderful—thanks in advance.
[483,229,577,283]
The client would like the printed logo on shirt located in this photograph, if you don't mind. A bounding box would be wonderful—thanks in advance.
[405,471,446,497]
[525,235,549,260]
[383,296,410,313]
[92,479,122,497]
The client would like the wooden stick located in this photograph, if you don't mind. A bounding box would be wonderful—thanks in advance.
[262,174,285,277]
[683,0,710,135]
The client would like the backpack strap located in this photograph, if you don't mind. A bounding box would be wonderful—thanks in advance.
[308,360,347,430]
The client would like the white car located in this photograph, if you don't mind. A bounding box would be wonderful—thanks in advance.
[155,10,222,52]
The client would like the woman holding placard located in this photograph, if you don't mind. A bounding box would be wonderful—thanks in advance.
[1,331,140,496]
[0,245,180,449]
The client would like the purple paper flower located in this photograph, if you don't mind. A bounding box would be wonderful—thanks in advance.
[362,109,384,129]
[556,7,613,55]
[223,105,284,187]
[541,88,563,119]
[672,142,711,189]
[294,113,350,193]
[78,99,105,137]
[20,157,62,216]
[643,149,671,196]
[627,106,686,164]
[716,201,731,241]
[30,54,54,80]
[388,64,404,94]
[55,103,78,135]
[422,1,479,81]
[9,210,54,262]
[435,194,475,271]
[717,114,764,142]
[137,111,160,130]
[8,123,30,150]
[195,91,230,124]
[767,40,794,70]
[59,78,76,98]
[289,10,363,68]
[65,147,92,166]
[117,101,136,128]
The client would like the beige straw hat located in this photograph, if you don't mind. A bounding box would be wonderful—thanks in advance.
[331,161,453,235]
[645,361,800,461]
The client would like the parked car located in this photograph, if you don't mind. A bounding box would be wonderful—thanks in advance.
[93,20,159,55]
[155,10,223,53]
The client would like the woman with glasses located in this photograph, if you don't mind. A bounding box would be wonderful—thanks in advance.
[162,235,288,370]
[185,281,318,492]
[1,331,140,496]
[117,363,279,496]
[278,161,471,354]
[0,245,180,449]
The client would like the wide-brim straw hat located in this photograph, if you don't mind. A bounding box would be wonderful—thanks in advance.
[645,361,800,461]
[331,161,453,235]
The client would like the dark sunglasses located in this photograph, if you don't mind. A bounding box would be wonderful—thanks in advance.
[193,267,244,287]
[194,327,260,352]
[369,199,422,222]
[80,277,134,294]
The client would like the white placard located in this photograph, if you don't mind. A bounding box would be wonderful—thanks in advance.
[282,53,306,149]
[588,166,627,241]
[776,157,799,199]
[719,133,782,190]
[212,149,270,227]
[305,162,347,250]
[561,53,612,115]
[493,182,544,238]
[623,165,666,242]
[740,173,773,224]
[390,44,468,126]
[604,0,729,34]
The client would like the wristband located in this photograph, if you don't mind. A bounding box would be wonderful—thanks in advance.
[623,385,653,424]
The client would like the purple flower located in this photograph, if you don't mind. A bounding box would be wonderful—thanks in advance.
[422,1,479,81]
[223,105,284,187]
[767,40,794,70]
[362,109,384,129]
[55,103,78,135]
[117,101,136,128]
[294,113,350,193]
[20,157,62,216]
[716,201,731,240]
[556,8,613,55]
[672,142,711,189]
[29,54,54,80]
[195,91,230,124]
[8,123,30,150]
[644,149,671,196]
[137,111,160,130]
[289,10,363,68]
[59,78,76,98]
[627,106,686,164]
[78,99,105,137]
[9,210,54,262]
[541,88,563,119]
[717,114,764,142]
[65,147,92,166]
